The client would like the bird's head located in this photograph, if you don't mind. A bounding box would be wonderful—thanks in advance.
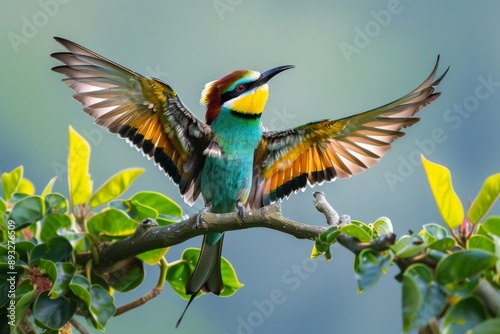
[201,65,294,124]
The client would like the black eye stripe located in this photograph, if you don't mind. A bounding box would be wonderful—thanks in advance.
[220,82,253,104]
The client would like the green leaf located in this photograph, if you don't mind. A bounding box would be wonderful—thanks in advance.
[421,224,456,250]
[350,220,373,238]
[436,250,497,284]
[108,259,144,292]
[0,197,6,214]
[137,247,169,265]
[69,275,115,330]
[392,235,427,258]
[340,224,372,242]
[402,274,421,333]
[33,291,77,330]
[89,168,144,208]
[470,318,500,334]
[1,166,23,202]
[482,216,500,237]
[402,264,447,332]
[131,191,182,225]
[10,279,37,330]
[40,260,77,299]
[87,208,138,238]
[468,235,495,253]
[429,237,456,251]
[40,214,71,242]
[421,155,464,230]
[423,223,448,240]
[167,248,243,300]
[372,217,393,236]
[441,297,488,334]
[44,193,68,215]
[166,260,192,300]
[68,126,92,206]
[41,176,58,197]
[311,243,330,260]
[13,241,35,261]
[468,173,500,224]
[110,198,158,222]
[8,195,44,230]
[311,226,339,260]
[220,254,245,297]
[354,248,391,292]
[89,284,116,330]
[29,236,73,266]
[69,275,91,304]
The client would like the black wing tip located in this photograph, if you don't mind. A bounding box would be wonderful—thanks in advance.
[433,65,450,88]
[431,54,449,87]
[53,36,74,48]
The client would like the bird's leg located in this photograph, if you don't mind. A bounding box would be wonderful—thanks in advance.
[236,200,246,223]
[195,203,212,230]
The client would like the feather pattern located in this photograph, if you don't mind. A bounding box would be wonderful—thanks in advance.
[51,37,212,205]
[247,57,448,208]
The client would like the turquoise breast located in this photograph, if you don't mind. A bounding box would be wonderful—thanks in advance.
[200,108,263,213]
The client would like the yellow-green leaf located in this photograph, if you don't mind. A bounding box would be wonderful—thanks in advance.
[468,173,500,224]
[18,178,35,195]
[1,166,23,201]
[89,168,144,208]
[421,155,464,230]
[41,177,58,197]
[68,126,92,206]
[137,247,169,265]
[87,209,138,238]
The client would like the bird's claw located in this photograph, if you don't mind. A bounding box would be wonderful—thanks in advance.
[236,200,246,223]
[195,204,212,230]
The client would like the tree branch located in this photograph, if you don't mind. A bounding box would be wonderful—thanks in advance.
[96,193,395,272]
[97,203,327,271]
[313,191,395,255]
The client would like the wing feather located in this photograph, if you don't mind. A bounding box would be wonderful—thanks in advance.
[247,57,448,209]
[52,37,211,205]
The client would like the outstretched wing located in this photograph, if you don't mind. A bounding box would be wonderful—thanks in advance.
[247,57,448,209]
[51,37,211,205]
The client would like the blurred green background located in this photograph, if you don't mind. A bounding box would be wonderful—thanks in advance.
[2,1,500,333]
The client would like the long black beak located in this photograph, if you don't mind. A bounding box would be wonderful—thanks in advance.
[255,65,295,87]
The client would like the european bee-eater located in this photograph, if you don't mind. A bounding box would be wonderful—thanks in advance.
[51,37,447,326]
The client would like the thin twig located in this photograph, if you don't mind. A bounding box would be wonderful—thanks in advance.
[312,191,395,255]
[70,318,90,334]
[114,258,167,316]
[313,192,339,225]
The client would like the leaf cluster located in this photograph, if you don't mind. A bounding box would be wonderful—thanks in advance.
[0,127,242,333]
[312,155,500,333]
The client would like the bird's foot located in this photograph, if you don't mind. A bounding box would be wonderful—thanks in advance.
[195,203,212,230]
[236,200,246,223]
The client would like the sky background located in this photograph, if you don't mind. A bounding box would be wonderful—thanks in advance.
[2,1,500,333]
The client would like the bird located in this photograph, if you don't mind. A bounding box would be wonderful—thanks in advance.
[51,37,448,327]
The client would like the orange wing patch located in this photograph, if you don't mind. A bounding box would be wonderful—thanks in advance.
[247,57,448,209]
[52,37,211,205]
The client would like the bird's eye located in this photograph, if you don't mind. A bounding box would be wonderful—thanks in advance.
[235,84,245,92]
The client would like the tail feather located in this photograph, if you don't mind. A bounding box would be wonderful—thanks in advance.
[185,233,224,294]
[176,293,197,328]
[177,233,224,327]
[202,234,224,294]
